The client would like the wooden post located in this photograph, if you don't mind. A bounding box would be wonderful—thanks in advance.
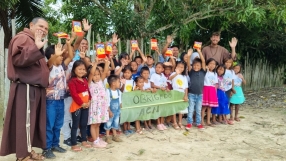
[0,27,4,120]
[118,39,122,56]
[126,40,130,53]
[91,31,95,62]
[44,35,48,50]
[11,19,16,37]
[86,29,91,57]
[4,49,9,115]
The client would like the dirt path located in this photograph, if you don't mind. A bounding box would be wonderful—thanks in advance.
[0,106,286,161]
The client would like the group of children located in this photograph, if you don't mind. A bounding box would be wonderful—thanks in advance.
[42,32,246,159]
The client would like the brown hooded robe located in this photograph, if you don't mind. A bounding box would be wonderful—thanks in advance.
[0,28,49,158]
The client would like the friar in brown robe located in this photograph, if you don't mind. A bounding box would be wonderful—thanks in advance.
[0,17,49,160]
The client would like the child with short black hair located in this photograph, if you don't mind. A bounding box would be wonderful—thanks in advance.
[140,67,156,129]
[133,76,147,134]
[104,75,123,143]
[186,48,206,130]
[134,56,143,66]
[120,65,135,135]
[43,42,72,159]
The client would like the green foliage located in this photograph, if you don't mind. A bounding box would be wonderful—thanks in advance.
[0,0,45,47]
[24,0,286,68]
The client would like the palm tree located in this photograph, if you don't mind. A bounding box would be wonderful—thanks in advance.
[0,0,44,48]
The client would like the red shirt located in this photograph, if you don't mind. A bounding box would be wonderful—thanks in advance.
[68,77,91,106]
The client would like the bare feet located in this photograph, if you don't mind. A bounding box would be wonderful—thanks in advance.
[82,141,92,148]
[234,117,241,122]
[71,145,82,152]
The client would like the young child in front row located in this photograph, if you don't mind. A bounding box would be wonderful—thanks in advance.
[150,62,169,131]
[186,48,206,130]
[168,61,189,130]
[211,65,230,124]
[140,67,156,129]
[121,65,135,135]
[43,43,70,158]
[223,57,235,125]
[230,64,246,122]
[68,60,92,152]
[87,58,110,148]
[104,75,123,143]
[202,58,219,126]
[133,76,153,134]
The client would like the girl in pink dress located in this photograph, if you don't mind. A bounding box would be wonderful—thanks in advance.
[88,58,110,148]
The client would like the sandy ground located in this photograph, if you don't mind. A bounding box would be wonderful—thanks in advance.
[0,106,286,161]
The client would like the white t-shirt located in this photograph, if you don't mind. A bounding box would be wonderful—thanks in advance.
[121,79,134,92]
[47,65,66,100]
[170,72,188,93]
[149,66,155,78]
[223,69,235,91]
[143,80,151,90]
[233,74,243,86]
[103,78,109,89]
[150,73,167,88]
[204,71,218,86]
[106,89,122,107]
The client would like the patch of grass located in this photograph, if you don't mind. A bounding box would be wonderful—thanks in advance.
[138,149,145,155]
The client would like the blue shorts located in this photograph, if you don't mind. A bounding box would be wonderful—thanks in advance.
[104,110,120,130]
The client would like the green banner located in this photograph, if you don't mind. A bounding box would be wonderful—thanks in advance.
[120,90,188,123]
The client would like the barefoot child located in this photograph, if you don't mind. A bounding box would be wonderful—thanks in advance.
[120,65,135,135]
[69,60,92,151]
[230,64,246,121]
[223,57,235,125]
[88,58,110,148]
[202,58,219,126]
[150,62,169,131]
[211,65,230,124]
[168,61,189,130]
[133,76,151,134]
[104,75,123,143]
[140,67,156,129]
[186,48,206,130]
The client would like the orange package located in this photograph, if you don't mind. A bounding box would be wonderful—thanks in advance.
[96,43,106,58]
[70,92,90,112]
[151,39,158,50]
[72,20,83,36]
[193,41,202,50]
[105,42,112,55]
[165,48,173,57]
[131,40,138,50]
[53,32,68,38]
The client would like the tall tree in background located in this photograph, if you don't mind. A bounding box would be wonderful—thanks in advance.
[53,0,286,66]
[0,0,44,48]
